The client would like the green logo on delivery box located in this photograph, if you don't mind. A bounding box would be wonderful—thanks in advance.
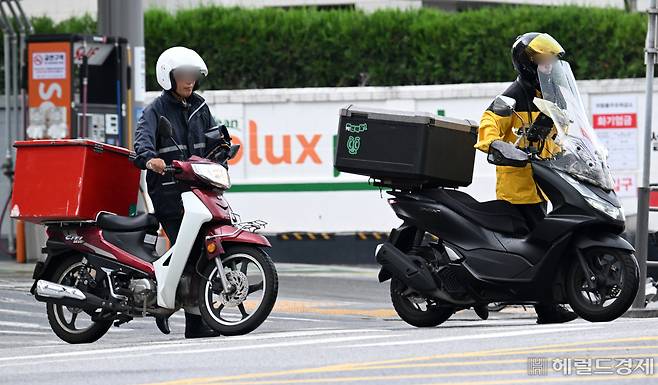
[347,136,361,155]
[345,123,367,155]
[345,123,367,133]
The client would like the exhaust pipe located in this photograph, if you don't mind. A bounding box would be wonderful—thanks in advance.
[34,279,131,312]
[36,280,86,301]
[376,242,473,305]
[376,242,438,294]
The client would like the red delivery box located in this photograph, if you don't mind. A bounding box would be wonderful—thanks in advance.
[11,139,141,223]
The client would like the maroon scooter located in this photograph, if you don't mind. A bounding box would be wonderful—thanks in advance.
[31,117,278,344]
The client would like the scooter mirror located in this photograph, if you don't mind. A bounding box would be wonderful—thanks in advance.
[158,116,174,139]
[487,140,529,167]
[491,95,516,117]
[228,144,241,160]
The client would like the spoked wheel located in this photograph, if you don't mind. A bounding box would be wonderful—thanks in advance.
[566,248,639,322]
[390,278,454,327]
[199,246,278,336]
[46,256,112,344]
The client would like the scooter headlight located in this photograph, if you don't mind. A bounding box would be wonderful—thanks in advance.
[583,196,624,221]
[557,171,624,221]
[191,164,231,189]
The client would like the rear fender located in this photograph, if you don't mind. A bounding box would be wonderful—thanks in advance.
[205,225,271,260]
[30,240,78,295]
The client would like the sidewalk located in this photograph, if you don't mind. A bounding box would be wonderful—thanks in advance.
[0,260,35,278]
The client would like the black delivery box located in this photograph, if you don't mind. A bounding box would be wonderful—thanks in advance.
[334,105,478,188]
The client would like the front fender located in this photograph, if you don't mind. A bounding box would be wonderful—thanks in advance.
[572,232,635,253]
[205,225,271,259]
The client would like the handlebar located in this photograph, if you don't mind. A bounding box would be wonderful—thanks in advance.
[164,165,182,175]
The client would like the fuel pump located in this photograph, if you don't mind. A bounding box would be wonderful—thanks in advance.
[26,34,129,146]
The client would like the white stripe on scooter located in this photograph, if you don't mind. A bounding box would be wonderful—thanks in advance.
[334,325,600,349]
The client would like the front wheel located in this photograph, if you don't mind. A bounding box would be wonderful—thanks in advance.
[198,246,278,336]
[390,278,454,327]
[566,248,639,322]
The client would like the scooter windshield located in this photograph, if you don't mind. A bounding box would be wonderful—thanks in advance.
[535,60,614,191]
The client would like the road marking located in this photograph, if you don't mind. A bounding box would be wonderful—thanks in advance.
[158,334,400,356]
[0,328,391,363]
[0,334,400,368]
[304,352,658,372]
[416,373,656,385]
[267,316,328,323]
[142,370,524,385]
[334,335,658,370]
[0,321,49,330]
[0,330,49,336]
[335,325,598,348]
[270,299,397,318]
[144,335,658,385]
[0,308,43,317]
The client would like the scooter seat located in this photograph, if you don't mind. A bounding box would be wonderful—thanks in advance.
[97,212,160,233]
[423,189,530,235]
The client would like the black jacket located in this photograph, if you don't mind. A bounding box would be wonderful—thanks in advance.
[133,91,220,220]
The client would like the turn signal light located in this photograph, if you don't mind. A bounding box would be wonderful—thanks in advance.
[206,242,217,254]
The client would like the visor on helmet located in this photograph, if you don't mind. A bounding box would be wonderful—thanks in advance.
[526,34,564,63]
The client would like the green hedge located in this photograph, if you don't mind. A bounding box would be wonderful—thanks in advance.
[29,6,647,90]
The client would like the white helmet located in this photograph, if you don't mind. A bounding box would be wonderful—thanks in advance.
[156,46,208,90]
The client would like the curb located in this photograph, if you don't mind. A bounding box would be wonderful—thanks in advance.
[622,308,658,318]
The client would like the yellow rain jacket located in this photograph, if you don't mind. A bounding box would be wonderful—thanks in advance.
[475,79,559,204]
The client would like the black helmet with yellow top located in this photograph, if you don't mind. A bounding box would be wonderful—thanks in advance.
[512,32,565,88]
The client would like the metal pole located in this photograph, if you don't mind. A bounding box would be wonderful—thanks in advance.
[8,0,30,142]
[0,3,14,148]
[13,0,32,35]
[7,2,20,144]
[98,0,145,148]
[633,0,658,309]
[0,2,15,255]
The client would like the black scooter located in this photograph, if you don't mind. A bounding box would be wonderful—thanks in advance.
[372,62,639,327]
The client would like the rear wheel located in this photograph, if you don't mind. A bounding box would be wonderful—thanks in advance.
[566,248,639,322]
[198,246,278,336]
[46,256,113,344]
[390,278,454,327]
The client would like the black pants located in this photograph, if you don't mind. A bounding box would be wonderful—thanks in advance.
[160,217,183,244]
[514,202,566,316]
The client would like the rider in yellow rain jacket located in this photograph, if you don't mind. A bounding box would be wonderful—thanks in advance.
[475,32,577,325]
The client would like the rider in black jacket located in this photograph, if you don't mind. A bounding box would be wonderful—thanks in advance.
[133,46,227,338]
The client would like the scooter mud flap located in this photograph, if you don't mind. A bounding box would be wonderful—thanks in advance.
[375,242,438,294]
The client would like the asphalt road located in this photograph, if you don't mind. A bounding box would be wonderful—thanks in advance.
[0,264,657,385]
